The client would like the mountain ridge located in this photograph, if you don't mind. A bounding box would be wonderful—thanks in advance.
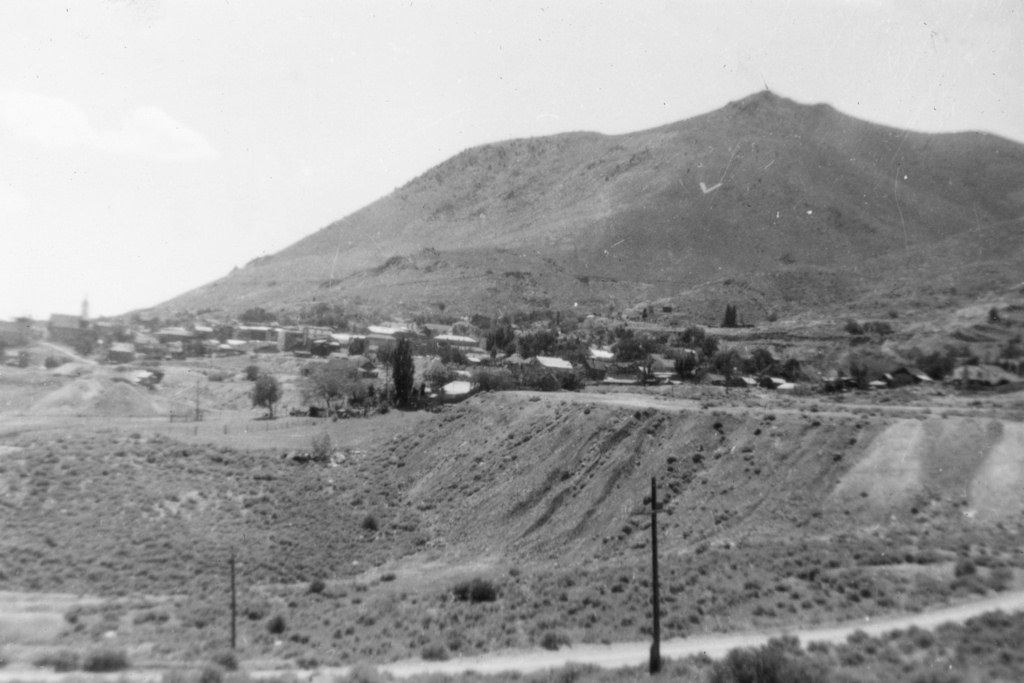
[154,90,1024,322]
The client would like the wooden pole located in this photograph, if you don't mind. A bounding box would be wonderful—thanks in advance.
[649,476,661,674]
[229,550,237,650]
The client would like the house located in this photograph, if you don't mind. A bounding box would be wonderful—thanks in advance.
[155,327,195,344]
[887,366,933,388]
[107,342,136,364]
[48,313,90,346]
[235,325,275,342]
[534,356,574,372]
[434,333,480,349]
[950,364,1021,389]
[277,327,306,352]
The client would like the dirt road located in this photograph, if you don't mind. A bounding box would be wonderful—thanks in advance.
[0,591,1022,682]
[376,590,1024,678]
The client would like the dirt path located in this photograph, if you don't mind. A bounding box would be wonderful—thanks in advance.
[375,590,1024,678]
[38,342,97,366]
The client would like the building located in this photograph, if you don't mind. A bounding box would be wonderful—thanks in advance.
[48,313,92,348]
[107,342,137,364]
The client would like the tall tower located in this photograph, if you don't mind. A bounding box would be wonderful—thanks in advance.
[81,296,89,322]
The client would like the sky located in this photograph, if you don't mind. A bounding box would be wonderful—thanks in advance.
[1,0,1021,321]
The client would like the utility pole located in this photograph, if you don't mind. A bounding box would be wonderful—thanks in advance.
[229,550,237,650]
[649,476,661,674]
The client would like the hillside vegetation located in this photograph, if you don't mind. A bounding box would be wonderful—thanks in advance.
[2,389,1022,665]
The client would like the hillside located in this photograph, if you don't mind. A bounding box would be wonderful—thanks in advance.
[153,90,1024,323]
[3,388,1023,664]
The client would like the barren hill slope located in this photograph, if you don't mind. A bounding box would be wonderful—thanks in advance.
[4,390,1023,662]
[155,91,1024,321]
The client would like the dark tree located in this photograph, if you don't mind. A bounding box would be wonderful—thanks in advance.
[722,304,738,328]
[485,318,516,357]
[392,337,415,407]
[251,374,282,418]
[348,337,367,355]
[674,353,699,380]
[744,348,775,375]
[516,329,557,358]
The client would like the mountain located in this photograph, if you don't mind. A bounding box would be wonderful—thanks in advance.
[155,91,1024,323]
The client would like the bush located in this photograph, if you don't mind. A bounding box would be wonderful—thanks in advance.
[197,664,224,683]
[539,631,571,651]
[987,566,1014,591]
[452,577,498,603]
[954,558,977,578]
[471,367,516,392]
[308,578,326,594]
[844,319,864,335]
[709,643,823,683]
[361,514,379,532]
[420,643,450,661]
[244,364,261,381]
[207,370,229,382]
[341,664,386,683]
[267,614,287,635]
[208,650,238,671]
[81,647,129,672]
[34,649,79,672]
[310,433,332,461]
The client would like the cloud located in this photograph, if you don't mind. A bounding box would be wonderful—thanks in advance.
[0,90,217,161]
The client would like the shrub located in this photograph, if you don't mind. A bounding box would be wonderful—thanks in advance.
[197,664,224,683]
[452,577,498,603]
[267,614,287,635]
[341,664,386,683]
[471,367,516,392]
[308,578,326,594]
[539,631,571,651]
[207,370,229,382]
[361,515,379,532]
[81,647,129,672]
[244,364,261,381]
[34,649,79,672]
[310,433,332,461]
[844,319,864,335]
[987,566,1014,592]
[954,558,977,578]
[709,642,823,683]
[421,643,450,661]
[208,650,238,671]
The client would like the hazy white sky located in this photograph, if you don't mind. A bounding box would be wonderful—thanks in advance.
[1,0,1021,320]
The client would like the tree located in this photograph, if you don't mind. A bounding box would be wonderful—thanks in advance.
[744,348,775,375]
[674,353,699,380]
[302,358,362,413]
[722,304,738,328]
[485,317,515,357]
[251,374,282,418]
[423,359,455,394]
[348,337,367,355]
[392,338,415,407]
[516,329,557,358]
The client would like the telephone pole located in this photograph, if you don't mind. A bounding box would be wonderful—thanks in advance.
[649,476,661,674]
[229,550,237,650]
